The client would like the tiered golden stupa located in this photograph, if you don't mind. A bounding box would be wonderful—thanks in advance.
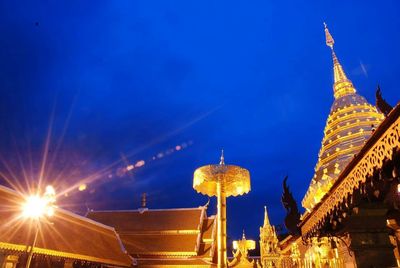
[302,24,384,210]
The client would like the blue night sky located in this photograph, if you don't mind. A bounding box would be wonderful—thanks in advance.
[0,1,399,240]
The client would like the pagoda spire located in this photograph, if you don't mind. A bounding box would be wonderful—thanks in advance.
[302,24,384,211]
[259,206,281,267]
[263,206,270,227]
[324,23,356,99]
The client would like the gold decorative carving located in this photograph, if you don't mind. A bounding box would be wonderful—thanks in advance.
[302,117,400,236]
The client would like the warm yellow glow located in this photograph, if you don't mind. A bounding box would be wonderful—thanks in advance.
[45,185,55,196]
[46,206,55,217]
[78,184,87,191]
[232,239,255,251]
[397,183,400,193]
[22,195,48,219]
[233,240,238,250]
[22,185,56,219]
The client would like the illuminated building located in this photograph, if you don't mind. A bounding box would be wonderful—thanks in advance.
[276,24,400,268]
[87,204,217,267]
[0,21,398,268]
[302,24,385,211]
[0,185,132,268]
[259,207,281,268]
[229,231,257,268]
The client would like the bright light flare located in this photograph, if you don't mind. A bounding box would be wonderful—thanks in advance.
[22,185,56,219]
[22,195,48,219]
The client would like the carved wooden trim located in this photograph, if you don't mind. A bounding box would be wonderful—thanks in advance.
[302,110,400,237]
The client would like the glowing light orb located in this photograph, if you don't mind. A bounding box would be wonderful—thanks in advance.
[79,184,87,191]
[22,195,47,219]
[22,185,56,219]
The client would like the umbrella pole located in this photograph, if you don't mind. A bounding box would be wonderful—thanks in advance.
[217,180,227,268]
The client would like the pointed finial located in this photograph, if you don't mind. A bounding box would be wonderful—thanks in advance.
[263,206,270,227]
[324,22,335,49]
[323,23,355,98]
[242,229,246,240]
[219,149,225,165]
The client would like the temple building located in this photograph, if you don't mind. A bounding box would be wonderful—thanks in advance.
[86,204,217,267]
[259,207,281,268]
[302,24,385,211]
[272,24,400,268]
[0,185,132,268]
[0,23,399,268]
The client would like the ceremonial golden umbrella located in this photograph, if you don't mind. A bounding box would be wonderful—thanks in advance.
[193,151,250,268]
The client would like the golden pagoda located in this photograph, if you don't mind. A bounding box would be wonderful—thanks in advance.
[302,23,384,210]
[259,206,281,268]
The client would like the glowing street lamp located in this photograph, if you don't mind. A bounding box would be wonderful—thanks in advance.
[22,185,56,268]
[193,151,250,268]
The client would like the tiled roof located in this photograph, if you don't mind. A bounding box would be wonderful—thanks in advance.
[87,207,217,263]
[120,234,199,255]
[0,185,132,267]
[87,208,204,232]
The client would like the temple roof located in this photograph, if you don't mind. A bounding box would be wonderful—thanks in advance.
[302,25,384,210]
[87,207,205,233]
[87,206,216,263]
[0,185,132,267]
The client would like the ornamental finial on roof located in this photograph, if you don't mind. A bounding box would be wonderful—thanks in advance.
[263,206,270,227]
[220,149,225,165]
[324,22,335,49]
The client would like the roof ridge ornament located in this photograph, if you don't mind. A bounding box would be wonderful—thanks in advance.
[376,85,393,116]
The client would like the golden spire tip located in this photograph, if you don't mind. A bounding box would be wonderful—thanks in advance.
[219,149,225,165]
[324,22,335,49]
